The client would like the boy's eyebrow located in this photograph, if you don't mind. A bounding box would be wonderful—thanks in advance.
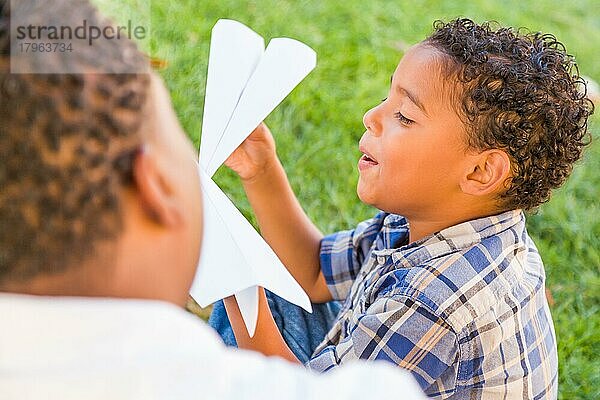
[397,86,428,116]
[390,74,428,116]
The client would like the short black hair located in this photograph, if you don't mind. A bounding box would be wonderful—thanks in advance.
[424,18,594,211]
[0,0,150,285]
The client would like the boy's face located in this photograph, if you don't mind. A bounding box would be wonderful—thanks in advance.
[357,44,470,218]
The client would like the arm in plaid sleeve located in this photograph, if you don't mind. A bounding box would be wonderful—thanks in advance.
[307,295,459,396]
[319,212,387,300]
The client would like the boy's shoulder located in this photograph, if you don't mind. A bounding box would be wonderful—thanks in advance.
[369,209,545,332]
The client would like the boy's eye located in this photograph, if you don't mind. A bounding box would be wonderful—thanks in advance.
[394,111,414,126]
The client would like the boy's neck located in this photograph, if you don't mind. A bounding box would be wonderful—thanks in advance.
[407,207,500,244]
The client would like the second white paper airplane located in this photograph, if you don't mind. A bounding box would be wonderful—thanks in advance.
[190,19,315,336]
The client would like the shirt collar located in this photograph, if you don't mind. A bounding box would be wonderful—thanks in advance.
[373,209,525,266]
[374,214,410,250]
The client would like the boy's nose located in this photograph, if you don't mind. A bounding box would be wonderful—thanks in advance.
[362,105,382,136]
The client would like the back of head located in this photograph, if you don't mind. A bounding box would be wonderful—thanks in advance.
[424,18,594,211]
[0,0,150,287]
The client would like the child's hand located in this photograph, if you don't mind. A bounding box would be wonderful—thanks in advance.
[224,122,278,182]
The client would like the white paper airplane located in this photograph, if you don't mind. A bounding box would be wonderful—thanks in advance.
[190,19,315,337]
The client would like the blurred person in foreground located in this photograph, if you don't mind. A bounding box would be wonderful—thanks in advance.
[0,1,424,399]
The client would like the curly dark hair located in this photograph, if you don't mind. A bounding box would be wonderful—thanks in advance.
[424,18,594,211]
[0,0,150,284]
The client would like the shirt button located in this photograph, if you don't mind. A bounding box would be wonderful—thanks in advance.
[377,256,386,264]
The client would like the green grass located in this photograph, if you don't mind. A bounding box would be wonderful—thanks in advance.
[142,1,599,397]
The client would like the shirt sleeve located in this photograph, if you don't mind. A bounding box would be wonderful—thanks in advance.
[306,295,459,396]
[319,212,387,300]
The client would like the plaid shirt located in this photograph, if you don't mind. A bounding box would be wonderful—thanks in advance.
[307,210,558,399]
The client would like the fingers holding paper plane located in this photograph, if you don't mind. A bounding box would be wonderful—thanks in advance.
[224,122,278,182]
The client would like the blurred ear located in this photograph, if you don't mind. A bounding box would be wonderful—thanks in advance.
[132,145,183,228]
[460,149,511,197]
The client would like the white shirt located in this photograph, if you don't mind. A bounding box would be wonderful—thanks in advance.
[0,294,425,400]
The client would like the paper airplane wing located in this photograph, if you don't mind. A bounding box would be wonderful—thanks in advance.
[190,169,258,305]
[199,19,265,175]
[205,37,317,176]
[190,169,312,334]
[189,169,260,335]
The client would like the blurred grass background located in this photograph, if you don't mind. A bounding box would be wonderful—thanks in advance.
[113,0,599,398]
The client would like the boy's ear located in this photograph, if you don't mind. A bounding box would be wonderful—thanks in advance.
[460,149,512,197]
[132,145,183,228]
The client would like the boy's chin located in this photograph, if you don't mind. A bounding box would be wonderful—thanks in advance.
[356,181,377,206]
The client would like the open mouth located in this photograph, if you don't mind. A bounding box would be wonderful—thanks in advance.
[358,144,378,171]
[360,153,378,164]
[358,150,379,171]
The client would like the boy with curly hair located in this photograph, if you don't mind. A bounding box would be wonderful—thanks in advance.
[212,18,594,399]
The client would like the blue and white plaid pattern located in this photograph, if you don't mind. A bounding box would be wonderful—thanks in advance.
[307,210,558,399]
